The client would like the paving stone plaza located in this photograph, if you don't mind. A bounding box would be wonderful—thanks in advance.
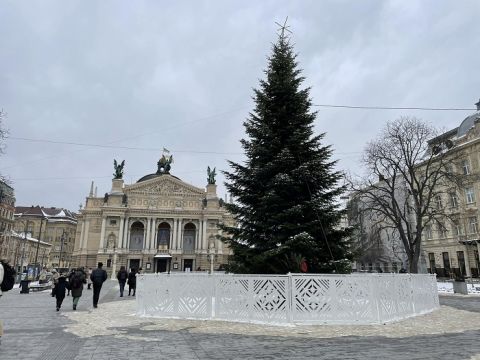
[0,280,479,359]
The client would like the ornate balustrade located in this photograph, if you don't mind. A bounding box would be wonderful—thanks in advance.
[136,273,439,325]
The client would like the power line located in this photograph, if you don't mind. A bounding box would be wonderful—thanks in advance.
[313,104,476,111]
[7,136,244,155]
[2,105,249,170]
[7,136,363,156]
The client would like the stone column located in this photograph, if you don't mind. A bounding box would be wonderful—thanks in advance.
[118,217,125,249]
[202,219,208,250]
[98,217,107,250]
[145,217,151,250]
[121,217,129,248]
[77,219,86,251]
[150,218,157,250]
[82,219,90,250]
[464,245,472,277]
[125,220,131,249]
[177,219,183,250]
[172,218,178,250]
[216,226,223,254]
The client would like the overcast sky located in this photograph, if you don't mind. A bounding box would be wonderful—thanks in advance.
[1,0,479,212]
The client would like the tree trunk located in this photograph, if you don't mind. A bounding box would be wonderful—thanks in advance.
[408,251,420,273]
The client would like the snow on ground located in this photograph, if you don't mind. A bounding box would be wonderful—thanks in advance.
[437,281,480,294]
[62,299,480,341]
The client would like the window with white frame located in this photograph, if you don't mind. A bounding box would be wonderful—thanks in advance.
[466,187,475,204]
[450,192,458,208]
[469,216,478,234]
[462,159,471,175]
[425,225,433,239]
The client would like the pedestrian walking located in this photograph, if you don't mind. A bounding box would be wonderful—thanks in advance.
[51,269,59,297]
[87,268,93,290]
[127,268,137,296]
[69,267,86,310]
[54,274,67,311]
[66,268,75,296]
[90,262,107,308]
[116,266,128,297]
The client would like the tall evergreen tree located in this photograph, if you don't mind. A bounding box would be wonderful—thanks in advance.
[221,30,352,274]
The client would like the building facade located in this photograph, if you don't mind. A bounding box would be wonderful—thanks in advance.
[14,206,77,269]
[72,161,234,275]
[9,231,52,273]
[0,180,15,263]
[422,101,480,278]
[347,187,408,273]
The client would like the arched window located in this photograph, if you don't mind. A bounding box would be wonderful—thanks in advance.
[129,221,144,250]
[157,222,171,248]
[183,223,196,251]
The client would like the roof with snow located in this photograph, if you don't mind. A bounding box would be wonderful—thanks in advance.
[15,205,77,221]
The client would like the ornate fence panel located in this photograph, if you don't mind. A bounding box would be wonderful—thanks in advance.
[137,273,214,319]
[290,274,377,324]
[136,273,439,325]
[215,275,290,323]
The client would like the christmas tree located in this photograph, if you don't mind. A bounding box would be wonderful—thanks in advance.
[221,26,352,274]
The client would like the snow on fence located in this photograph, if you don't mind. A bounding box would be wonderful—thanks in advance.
[136,273,439,325]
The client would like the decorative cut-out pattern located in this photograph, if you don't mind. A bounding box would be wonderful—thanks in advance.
[136,273,439,325]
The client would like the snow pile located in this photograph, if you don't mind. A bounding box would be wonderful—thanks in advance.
[437,281,480,294]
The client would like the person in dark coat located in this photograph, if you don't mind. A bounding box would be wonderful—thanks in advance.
[66,268,75,296]
[69,267,86,310]
[54,274,68,311]
[116,266,128,297]
[127,268,137,296]
[90,262,107,308]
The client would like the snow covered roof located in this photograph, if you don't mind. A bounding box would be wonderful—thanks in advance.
[10,231,52,246]
[15,205,77,221]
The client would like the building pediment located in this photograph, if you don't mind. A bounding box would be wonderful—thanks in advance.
[125,175,205,198]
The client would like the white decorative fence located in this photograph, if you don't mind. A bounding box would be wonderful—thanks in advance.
[136,273,439,325]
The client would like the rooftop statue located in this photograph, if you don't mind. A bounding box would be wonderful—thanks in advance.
[113,159,125,179]
[157,154,173,174]
[207,166,216,185]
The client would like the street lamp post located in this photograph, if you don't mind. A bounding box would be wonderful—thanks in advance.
[40,247,47,269]
[111,244,117,279]
[33,216,46,278]
[208,247,216,274]
[19,220,30,276]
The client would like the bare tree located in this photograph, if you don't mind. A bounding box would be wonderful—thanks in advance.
[350,117,459,273]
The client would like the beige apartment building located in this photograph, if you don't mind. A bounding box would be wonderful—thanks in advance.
[0,180,16,264]
[72,158,233,275]
[422,101,480,278]
[14,206,77,269]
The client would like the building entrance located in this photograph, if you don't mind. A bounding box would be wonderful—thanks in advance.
[129,259,140,271]
[183,259,193,271]
[156,259,168,273]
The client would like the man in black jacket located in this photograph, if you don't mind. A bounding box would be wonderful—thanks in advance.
[90,262,107,308]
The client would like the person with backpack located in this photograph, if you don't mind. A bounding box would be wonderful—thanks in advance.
[0,260,16,297]
[90,262,107,308]
[53,273,68,311]
[116,266,128,297]
[69,267,86,310]
[127,268,137,296]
